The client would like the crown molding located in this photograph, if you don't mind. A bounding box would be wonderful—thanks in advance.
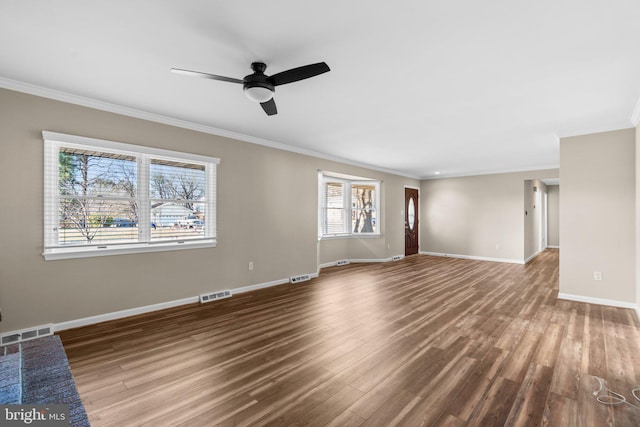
[420,164,560,180]
[555,122,634,139]
[632,94,640,127]
[0,76,420,180]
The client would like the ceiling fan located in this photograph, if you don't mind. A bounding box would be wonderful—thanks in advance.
[171,61,330,116]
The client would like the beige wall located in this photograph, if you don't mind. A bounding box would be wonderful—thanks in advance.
[547,185,560,247]
[0,88,418,332]
[560,128,635,303]
[636,123,640,310]
[420,169,558,263]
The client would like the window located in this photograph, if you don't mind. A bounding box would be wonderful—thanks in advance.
[318,172,380,238]
[43,132,219,260]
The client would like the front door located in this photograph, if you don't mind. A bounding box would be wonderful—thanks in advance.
[405,187,419,256]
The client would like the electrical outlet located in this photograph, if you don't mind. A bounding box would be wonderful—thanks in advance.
[248,261,254,271]
[594,271,602,281]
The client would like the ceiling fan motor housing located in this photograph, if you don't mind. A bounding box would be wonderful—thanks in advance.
[243,62,275,101]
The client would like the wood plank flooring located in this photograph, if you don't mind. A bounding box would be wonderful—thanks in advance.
[58,249,640,426]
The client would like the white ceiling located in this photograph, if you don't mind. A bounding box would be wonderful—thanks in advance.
[1,1,639,179]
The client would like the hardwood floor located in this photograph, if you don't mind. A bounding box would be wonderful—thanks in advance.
[58,249,640,426]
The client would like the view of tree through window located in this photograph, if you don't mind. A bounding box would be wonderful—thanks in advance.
[352,184,376,233]
[58,148,137,244]
[44,132,219,258]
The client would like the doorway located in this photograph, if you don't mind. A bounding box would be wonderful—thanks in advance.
[405,187,419,256]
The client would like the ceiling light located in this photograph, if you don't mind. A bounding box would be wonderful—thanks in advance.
[244,85,274,103]
[434,171,441,175]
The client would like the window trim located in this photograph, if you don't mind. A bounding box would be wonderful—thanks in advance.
[42,131,220,260]
[318,171,381,239]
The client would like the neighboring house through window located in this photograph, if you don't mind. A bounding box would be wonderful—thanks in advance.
[43,131,219,260]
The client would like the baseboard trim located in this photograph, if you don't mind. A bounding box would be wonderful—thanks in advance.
[319,257,400,269]
[557,293,639,312]
[54,296,199,332]
[319,261,338,269]
[420,251,525,265]
[54,272,320,332]
[231,273,319,295]
[524,250,541,264]
[232,278,290,294]
[349,258,395,263]
[546,245,560,249]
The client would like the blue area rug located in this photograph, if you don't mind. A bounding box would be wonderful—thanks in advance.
[0,350,21,404]
[1,336,90,426]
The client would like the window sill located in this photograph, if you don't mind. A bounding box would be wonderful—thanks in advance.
[319,234,381,241]
[43,239,216,261]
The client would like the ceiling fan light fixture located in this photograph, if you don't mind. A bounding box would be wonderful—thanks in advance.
[244,85,274,103]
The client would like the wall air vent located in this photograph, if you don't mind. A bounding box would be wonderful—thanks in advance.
[200,290,232,303]
[1,323,54,345]
[1,334,20,346]
[336,260,350,266]
[290,274,311,284]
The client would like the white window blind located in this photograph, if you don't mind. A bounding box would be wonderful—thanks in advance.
[325,181,346,235]
[43,132,219,260]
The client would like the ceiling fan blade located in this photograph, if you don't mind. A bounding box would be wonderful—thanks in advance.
[171,68,243,84]
[260,98,278,116]
[268,62,330,86]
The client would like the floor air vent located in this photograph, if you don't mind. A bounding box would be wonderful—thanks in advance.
[290,274,311,284]
[336,260,350,266]
[200,290,232,303]
[1,324,54,345]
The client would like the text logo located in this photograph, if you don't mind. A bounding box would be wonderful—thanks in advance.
[0,405,69,426]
